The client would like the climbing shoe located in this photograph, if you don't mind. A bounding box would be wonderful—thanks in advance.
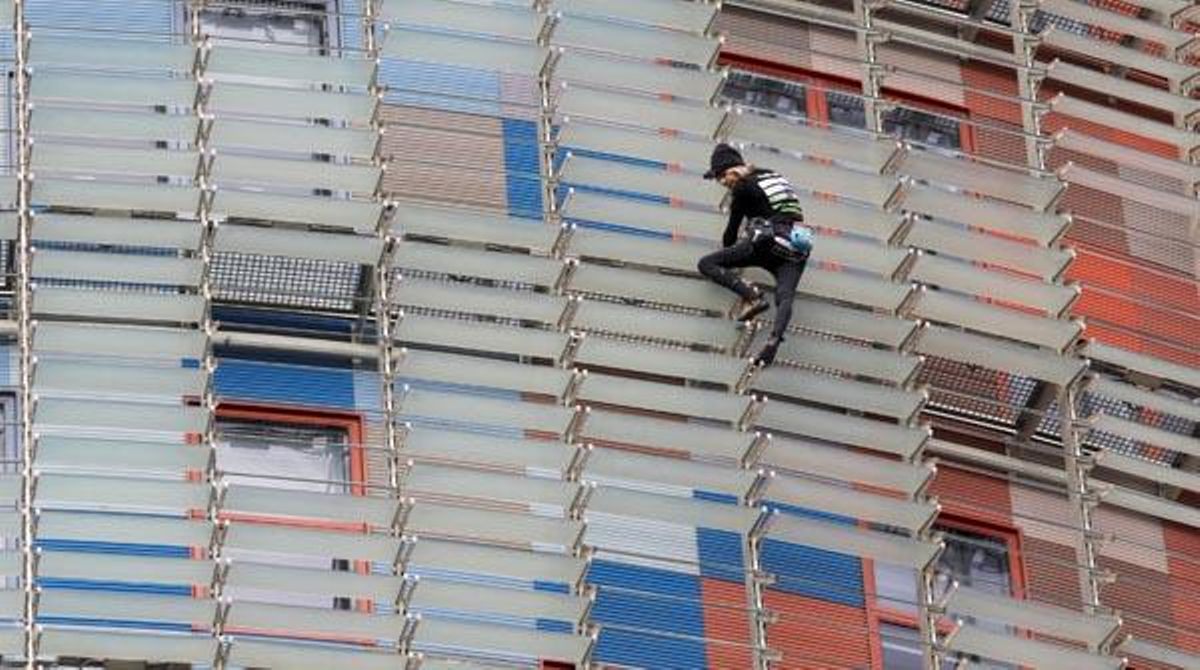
[735,293,771,322]
[753,336,783,367]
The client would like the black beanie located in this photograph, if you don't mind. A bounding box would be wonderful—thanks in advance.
[703,143,745,179]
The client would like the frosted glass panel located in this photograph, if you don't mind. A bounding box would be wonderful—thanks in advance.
[559,0,718,34]
[732,113,900,173]
[575,337,746,387]
[400,388,576,436]
[903,184,1068,247]
[588,447,757,498]
[214,154,380,193]
[581,409,753,462]
[397,350,571,399]
[557,50,723,101]
[36,473,208,513]
[33,398,210,435]
[588,487,759,533]
[916,325,1085,386]
[911,289,1081,351]
[33,359,205,399]
[228,639,400,670]
[382,0,544,40]
[213,190,382,232]
[209,83,374,124]
[899,148,1061,210]
[404,426,572,475]
[39,629,218,665]
[909,253,1077,315]
[39,551,213,587]
[35,322,206,360]
[757,402,930,459]
[408,537,587,588]
[416,618,590,664]
[29,35,195,72]
[395,202,560,253]
[38,590,215,627]
[741,147,901,208]
[31,72,197,108]
[215,224,383,264]
[752,367,925,421]
[37,510,211,548]
[226,601,404,639]
[406,465,578,510]
[579,372,750,423]
[411,579,587,624]
[208,47,374,87]
[765,335,920,385]
[32,287,206,324]
[561,189,722,239]
[772,514,940,569]
[33,179,201,214]
[224,523,400,563]
[767,474,936,532]
[947,624,1123,670]
[36,436,208,475]
[395,278,567,325]
[395,314,570,360]
[221,485,400,527]
[33,213,201,250]
[568,263,733,312]
[557,120,712,169]
[560,154,721,204]
[407,504,583,551]
[573,301,738,350]
[557,85,725,137]
[31,107,198,145]
[903,217,1071,280]
[32,249,202,286]
[555,15,719,65]
[763,436,934,498]
[382,28,549,74]
[394,242,564,288]
[211,119,378,158]
[945,586,1119,648]
[227,562,404,602]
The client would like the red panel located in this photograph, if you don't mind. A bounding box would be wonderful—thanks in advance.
[1023,537,1081,610]
[1099,556,1178,649]
[1041,111,1179,159]
[1163,522,1200,655]
[765,591,872,669]
[702,578,754,669]
[929,466,1011,527]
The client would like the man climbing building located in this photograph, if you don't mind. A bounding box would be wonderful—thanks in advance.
[697,143,813,367]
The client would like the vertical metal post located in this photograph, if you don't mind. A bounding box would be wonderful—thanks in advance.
[12,0,33,666]
[744,530,772,670]
[1012,0,1046,172]
[1059,383,1105,616]
[853,0,884,133]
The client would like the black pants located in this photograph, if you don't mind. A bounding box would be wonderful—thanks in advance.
[698,233,807,340]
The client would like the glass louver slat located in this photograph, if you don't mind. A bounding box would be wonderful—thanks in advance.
[0,513,17,539]
[38,590,216,627]
[208,83,374,125]
[556,85,725,137]
[211,118,378,158]
[762,436,935,498]
[787,297,918,348]
[915,325,1087,387]
[587,447,758,499]
[35,473,209,513]
[566,227,707,274]
[911,289,1082,352]
[399,388,577,436]
[766,473,937,533]
[214,224,383,264]
[945,586,1120,648]
[732,114,901,174]
[554,15,719,66]
[223,524,400,563]
[0,213,14,240]
[1050,94,1197,150]
[33,398,210,435]
[1091,413,1200,459]
[226,639,399,670]
[394,314,570,361]
[578,372,751,424]
[402,428,574,476]
[207,48,373,88]
[1054,129,1200,184]
[945,624,1123,670]
[34,323,206,360]
[559,153,722,205]
[33,213,202,250]
[212,190,382,232]
[0,475,17,505]
[1088,377,1200,423]
[903,184,1069,248]
[39,629,218,665]
[1082,341,1200,391]
[220,485,401,528]
[33,359,206,399]
[908,253,1079,316]
[903,218,1071,281]
[1104,486,1200,529]
[394,203,560,253]
[408,537,587,588]
[394,278,568,326]
[0,627,20,655]
[556,120,713,169]
[771,514,940,569]
[33,178,201,214]
[753,367,926,421]
[810,234,910,278]
[212,154,381,194]
[30,72,197,108]
[396,350,572,399]
[226,562,403,602]
[741,147,902,208]
[0,180,14,209]
[0,553,18,577]
[1040,0,1195,52]
[31,107,198,145]
[572,300,739,350]
[767,335,921,385]
[36,510,210,548]
[574,337,747,387]
[225,601,403,639]
[405,465,578,511]
[797,267,912,313]
[587,487,760,534]
[557,50,724,101]
[32,249,202,287]
[757,402,930,459]
[1039,27,1197,90]
[28,35,195,72]
[38,551,213,587]
[410,579,588,625]
[561,190,723,240]
[581,409,755,463]
[393,242,564,288]
[381,27,549,75]
[898,150,1062,210]
[380,0,544,41]
[1121,638,1200,669]
[35,436,207,475]
[559,0,718,34]
[415,618,591,666]
[795,196,906,241]
[1047,59,1200,120]
[32,288,206,324]
[1064,162,1200,217]
[568,263,733,312]
[406,504,583,552]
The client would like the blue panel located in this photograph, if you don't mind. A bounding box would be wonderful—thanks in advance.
[502,118,542,218]
[564,183,671,206]
[36,539,192,559]
[212,305,353,334]
[38,578,193,597]
[696,528,744,583]
[536,618,574,634]
[26,0,175,35]
[214,359,355,410]
[37,617,193,633]
[693,490,739,505]
[595,626,708,670]
[339,0,364,51]
[534,580,571,594]
[380,59,502,116]
[761,501,865,607]
[560,147,668,171]
[588,561,703,638]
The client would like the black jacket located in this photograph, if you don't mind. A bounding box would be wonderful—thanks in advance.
[721,169,804,247]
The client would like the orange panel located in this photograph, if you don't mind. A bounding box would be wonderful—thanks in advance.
[766,591,872,669]
[1164,522,1200,654]
[930,466,1012,527]
[702,579,754,669]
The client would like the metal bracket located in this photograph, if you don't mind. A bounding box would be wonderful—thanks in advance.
[557,295,582,332]
[565,405,590,442]
[562,369,587,406]
[741,432,771,469]
[569,481,596,520]
[566,442,593,481]
[559,331,584,369]
[553,257,579,295]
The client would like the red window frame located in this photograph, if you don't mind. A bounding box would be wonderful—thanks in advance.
[718,53,978,153]
[862,513,1028,669]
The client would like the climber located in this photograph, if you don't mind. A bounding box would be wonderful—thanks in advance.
[697,143,813,367]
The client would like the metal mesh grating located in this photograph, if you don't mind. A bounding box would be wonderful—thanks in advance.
[212,251,364,312]
[1038,393,1191,466]
[918,355,1040,425]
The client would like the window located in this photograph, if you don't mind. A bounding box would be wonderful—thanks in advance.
[195,0,331,49]
[883,107,962,150]
[826,90,867,129]
[722,70,808,120]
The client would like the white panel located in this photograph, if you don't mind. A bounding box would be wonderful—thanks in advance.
[224,524,400,564]
[573,300,739,350]
[415,618,591,666]
[1040,27,1197,89]
[36,472,208,514]
[33,213,201,250]
[741,146,903,208]
[33,359,205,400]
[36,435,207,475]
[558,50,723,101]
[1054,129,1200,184]
[381,0,544,40]
[381,27,549,74]
[1047,59,1200,120]
[898,148,1062,210]
[31,72,197,108]
[221,485,402,527]
[1121,638,1200,670]
[34,323,206,360]
[37,510,211,549]
[568,263,734,312]
[32,249,202,287]
[558,0,718,34]
[39,590,216,627]
[395,202,560,253]
[408,537,587,588]
[556,85,726,137]
[588,447,758,499]
[210,118,378,158]
[757,402,930,460]
[404,428,572,476]
[1063,162,1200,217]
[732,112,901,173]
[945,586,1120,648]
[1040,0,1195,52]
[753,368,926,422]
[213,190,383,232]
[208,48,374,87]
[764,335,921,385]
[766,474,937,533]
[39,551,213,587]
[946,624,1123,670]
[31,107,198,145]
[407,504,583,551]
[32,143,198,179]
[1083,341,1200,391]
[406,464,578,510]
[400,388,577,436]
[397,349,571,399]
[910,289,1082,351]
[578,372,752,424]
[555,15,718,65]
[225,601,403,639]
[393,242,564,288]
[209,83,374,125]
[1091,413,1200,459]
[786,297,918,348]
[394,314,571,361]
[32,287,206,324]
[915,325,1086,386]
[1088,376,1200,423]
[33,398,210,436]
[771,513,940,569]
[29,35,195,71]
[908,253,1079,315]
[761,436,934,498]
[395,278,568,326]
[40,629,218,665]
[797,266,912,312]
[33,178,201,214]
[559,153,722,204]
[213,154,381,194]
[228,639,399,670]
[574,336,747,388]
[556,120,713,169]
[903,184,1069,248]
[581,409,755,463]
[588,486,760,534]
[215,224,383,264]
[561,189,723,238]
[411,579,588,625]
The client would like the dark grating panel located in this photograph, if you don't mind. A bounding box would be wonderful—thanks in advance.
[918,355,1039,426]
[212,251,363,312]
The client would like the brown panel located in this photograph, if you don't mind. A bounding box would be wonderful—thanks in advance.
[1164,522,1200,655]
[715,7,812,71]
[1023,536,1082,610]
[765,591,873,669]
[1099,555,1179,648]
[930,464,1012,527]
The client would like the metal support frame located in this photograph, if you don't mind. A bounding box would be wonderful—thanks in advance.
[1059,382,1106,620]
[14,2,34,663]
